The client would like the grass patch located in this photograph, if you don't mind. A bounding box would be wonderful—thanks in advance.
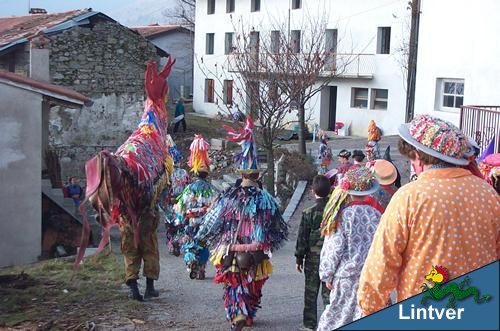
[0,253,147,330]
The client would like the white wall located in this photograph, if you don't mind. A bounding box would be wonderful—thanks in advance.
[193,0,409,135]
[414,0,500,125]
[0,83,42,267]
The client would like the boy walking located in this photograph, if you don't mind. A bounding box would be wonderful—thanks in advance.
[295,175,331,330]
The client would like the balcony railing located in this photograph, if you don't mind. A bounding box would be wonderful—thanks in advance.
[225,52,375,78]
[460,105,500,154]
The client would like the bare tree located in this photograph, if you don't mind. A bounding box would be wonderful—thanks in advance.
[195,10,356,191]
[164,0,195,28]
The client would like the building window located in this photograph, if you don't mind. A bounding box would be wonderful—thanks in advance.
[207,0,215,14]
[370,89,388,110]
[206,33,214,54]
[377,27,391,54]
[226,0,235,13]
[223,80,233,105]
[291,30,301,53]
[205,79,214,103]
[225,32,234,54]
[251,0,261,12]
[292,0,301,9]
[351,88,369,108]
[271,30,280,53]
[437,78,464,110]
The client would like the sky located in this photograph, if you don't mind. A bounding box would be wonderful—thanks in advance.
[0,0,175,26]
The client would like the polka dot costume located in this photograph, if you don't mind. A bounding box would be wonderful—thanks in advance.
[357,168,500,316]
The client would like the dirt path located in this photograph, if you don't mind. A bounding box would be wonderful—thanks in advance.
[131,187,315,330]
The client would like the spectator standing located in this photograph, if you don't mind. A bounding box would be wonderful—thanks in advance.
[173,97,187,133]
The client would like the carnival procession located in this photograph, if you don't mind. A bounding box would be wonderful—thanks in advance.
[1,1,500,330]
[72,57,498,331]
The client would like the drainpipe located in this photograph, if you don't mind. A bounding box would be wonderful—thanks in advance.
[405,0,421,122]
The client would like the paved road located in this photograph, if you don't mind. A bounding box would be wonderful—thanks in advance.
[118,135,410,330]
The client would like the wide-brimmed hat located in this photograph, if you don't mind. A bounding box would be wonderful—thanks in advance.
[340,167,379,196]
[398,114,468,166]
[373,159,397,185]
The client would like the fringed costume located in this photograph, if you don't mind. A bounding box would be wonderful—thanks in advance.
[195,117,288,330]
[176,134,218,280]
[162,135,190,256]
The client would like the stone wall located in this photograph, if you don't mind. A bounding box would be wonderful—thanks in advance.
[46,18,160,182]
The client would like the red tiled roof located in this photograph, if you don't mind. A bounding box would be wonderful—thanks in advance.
[131,24,189,38]
[0,70,93,106]
[0,9,91,47]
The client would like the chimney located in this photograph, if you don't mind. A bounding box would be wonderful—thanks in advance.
[29,8,47,14]
[28,30,50,82]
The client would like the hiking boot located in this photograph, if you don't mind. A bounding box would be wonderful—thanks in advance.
[126,279,143,302]
[196,270,205,280]
[144,278,159,299]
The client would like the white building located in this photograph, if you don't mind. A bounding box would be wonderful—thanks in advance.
[193,0,410,136]
[414,0,500,127]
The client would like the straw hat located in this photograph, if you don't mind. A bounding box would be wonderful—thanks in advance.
[373,159,397,185]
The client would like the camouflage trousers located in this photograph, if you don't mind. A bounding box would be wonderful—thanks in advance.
[303,253,330,329]
[119,211,160,283]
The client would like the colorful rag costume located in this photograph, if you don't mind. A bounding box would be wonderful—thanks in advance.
[318,167,382,330]
[76,58,177,301]
[358,115,500,316]
[162,135,190,256]
[195,116,288,329]
[176,135,217,280]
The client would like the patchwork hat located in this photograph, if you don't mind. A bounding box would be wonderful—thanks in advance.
[398,114,469,166]
[339,167,379,196]
[188,134,211,174]
[372,159,397,185]
[224,116,259,173]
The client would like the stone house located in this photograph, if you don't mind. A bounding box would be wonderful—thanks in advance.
[0,8,167,182]
[131,24,194,106]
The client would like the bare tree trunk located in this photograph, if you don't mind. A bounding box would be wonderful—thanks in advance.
[265,147,275,196]
[298,106,307,155]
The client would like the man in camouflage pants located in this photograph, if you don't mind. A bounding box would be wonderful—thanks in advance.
[295,175,331,330]
[120,209,160,301]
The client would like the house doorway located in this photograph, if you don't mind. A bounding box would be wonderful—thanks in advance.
[328,86,337,130]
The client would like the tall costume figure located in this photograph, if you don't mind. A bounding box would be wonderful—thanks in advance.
[162,134,190,256]
[77,58,177,301]
[176,134,217,280]
[196,117,289,330]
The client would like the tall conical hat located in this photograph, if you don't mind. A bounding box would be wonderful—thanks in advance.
[224,116,259,173]
[188,134,211,174]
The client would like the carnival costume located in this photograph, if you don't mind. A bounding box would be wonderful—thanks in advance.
[162,134,190,256]
[195,117,288,330]
[365,120,382,160]
[318,167,382,330]
[176,134,217,280]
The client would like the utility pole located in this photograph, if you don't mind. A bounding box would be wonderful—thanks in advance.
[405,0,421,122]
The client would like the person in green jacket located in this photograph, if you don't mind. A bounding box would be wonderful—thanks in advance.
[295,175,331,330]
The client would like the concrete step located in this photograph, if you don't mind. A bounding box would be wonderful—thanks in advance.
[222,173,239,185]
